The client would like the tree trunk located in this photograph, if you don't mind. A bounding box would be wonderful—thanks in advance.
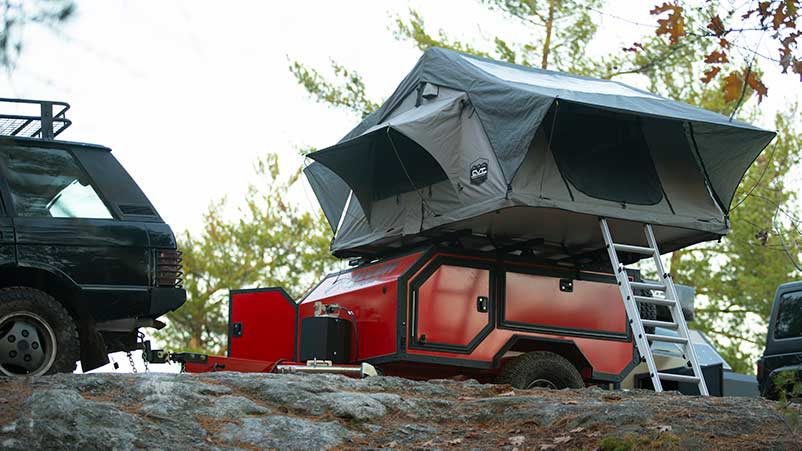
[541,0,557,69]
[670,249,684,281]
[189,334,202,351]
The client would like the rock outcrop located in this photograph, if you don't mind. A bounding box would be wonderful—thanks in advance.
[0,372,798,449]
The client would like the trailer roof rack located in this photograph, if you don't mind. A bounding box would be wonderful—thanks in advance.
[0,98,71,140]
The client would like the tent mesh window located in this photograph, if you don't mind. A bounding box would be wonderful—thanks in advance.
[547,103,664,206]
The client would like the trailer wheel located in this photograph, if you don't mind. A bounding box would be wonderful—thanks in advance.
[0,288,79,376]
[497,351,584,390]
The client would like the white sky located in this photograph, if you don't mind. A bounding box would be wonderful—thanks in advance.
[4,0,798,236]
[3,0,799,372]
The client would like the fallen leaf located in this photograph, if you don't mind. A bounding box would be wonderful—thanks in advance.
[457,396,477,401]
[421,439,435,447]
[562,400,578,405]
[447,438,463,445]
[498,390,516,397]
[554,436,572,444]
[540,445,557,450]
[387,441,398,448]
[509,435,526,446]
[570,427,585,433]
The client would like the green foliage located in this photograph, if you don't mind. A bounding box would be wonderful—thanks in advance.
[598,431,680,451]
[391,9,492,58]
[0,0,75,69]
[289,0,606,118]
[774,370,802,432]
[289,60,380,119]
[393,1,603,72]
[156,154,336,353]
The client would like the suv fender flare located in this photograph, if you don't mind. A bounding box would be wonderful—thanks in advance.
[0,264,108,371]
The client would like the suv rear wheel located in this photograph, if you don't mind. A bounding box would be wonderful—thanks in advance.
[497,351,585,389]
[0,288,79,376]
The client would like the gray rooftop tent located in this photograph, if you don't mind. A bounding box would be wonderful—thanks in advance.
[304,47,775,263]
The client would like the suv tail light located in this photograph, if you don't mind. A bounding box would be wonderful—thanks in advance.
[155,249,183,288]
[757,358,764,381]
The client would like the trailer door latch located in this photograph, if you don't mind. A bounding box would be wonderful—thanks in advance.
[559,279,574,292]
[476,296,489,312]
[231,322,243,338]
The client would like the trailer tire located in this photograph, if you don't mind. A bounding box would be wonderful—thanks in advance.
[497,351,585,390]
[0,287,79,376]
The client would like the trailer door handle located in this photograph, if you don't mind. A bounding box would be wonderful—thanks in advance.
[231,322,243,338]
[476,296,489,313]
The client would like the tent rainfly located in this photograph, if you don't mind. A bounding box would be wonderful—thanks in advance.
[304,47,776,263]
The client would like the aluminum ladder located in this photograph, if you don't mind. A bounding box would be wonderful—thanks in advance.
[600,218,708,395]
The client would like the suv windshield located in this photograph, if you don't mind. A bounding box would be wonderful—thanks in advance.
[0,145,112,219]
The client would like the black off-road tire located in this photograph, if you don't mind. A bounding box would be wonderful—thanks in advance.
[497,351,585,390]
[0,287,80,376]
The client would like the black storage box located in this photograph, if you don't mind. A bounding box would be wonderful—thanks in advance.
[299,316,352,363]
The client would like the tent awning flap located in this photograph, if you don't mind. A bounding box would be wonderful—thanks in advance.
[303,162,351,233]
[688,121,776,211]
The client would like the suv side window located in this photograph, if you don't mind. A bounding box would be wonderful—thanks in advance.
[0,146,113,219]
[775,291,802,340]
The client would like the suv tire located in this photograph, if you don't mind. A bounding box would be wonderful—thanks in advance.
[497,351,585,390]
[0,288,79,376]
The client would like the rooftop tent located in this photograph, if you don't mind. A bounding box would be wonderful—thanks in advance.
[305,47,776,262]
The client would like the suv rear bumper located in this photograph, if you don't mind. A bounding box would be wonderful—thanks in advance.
[149,286,186,317]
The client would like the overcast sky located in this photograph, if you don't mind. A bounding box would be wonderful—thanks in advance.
[3,0,798,237]
[3,1,798,372]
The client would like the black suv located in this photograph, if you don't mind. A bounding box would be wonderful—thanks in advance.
[0,98,185,376]
[758,281,802,399]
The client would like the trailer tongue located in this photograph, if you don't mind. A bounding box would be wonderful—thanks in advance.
[155,47,775,395]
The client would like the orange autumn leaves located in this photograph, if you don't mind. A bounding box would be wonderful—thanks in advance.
[646,1,801,104]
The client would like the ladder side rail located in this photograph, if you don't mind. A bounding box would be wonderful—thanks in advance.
[644,224,709,396]
[600,219,664,392]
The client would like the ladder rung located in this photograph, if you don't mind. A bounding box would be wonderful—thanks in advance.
[630,281,666,291]
[646,334,688,345]
[633,295,674,306]
[613,243,655,255]
[657,372,701,384]
[641,319,678,330]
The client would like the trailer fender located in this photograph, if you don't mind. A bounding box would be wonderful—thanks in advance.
[493,335,593,379]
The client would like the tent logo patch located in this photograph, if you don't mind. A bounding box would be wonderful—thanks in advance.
[470,159,488,185]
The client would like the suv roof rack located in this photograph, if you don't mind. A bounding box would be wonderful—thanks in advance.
[0,98,71,140]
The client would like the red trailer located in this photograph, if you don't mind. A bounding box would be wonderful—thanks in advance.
[175,246,641,389]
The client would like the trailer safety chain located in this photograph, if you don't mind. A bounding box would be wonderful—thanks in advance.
[138,331,150,373]
[126,350,137,374]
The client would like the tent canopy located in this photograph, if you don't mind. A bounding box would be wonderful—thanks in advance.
[305,47,775,262]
